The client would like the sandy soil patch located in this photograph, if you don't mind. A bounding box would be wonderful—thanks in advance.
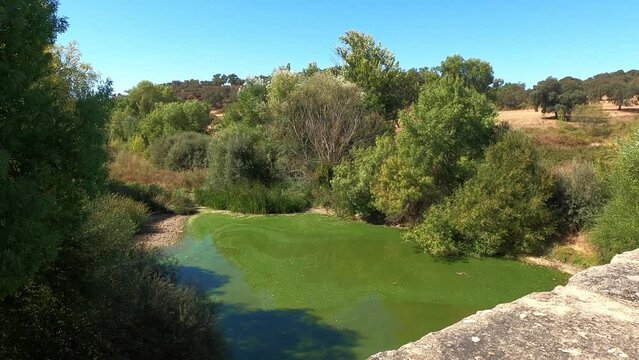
[498,103,639,130]
[135,212,189,249]
[499,109,558,130]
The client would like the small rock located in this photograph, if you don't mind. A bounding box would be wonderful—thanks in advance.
[471,336,480,343]
[519,313,528,320]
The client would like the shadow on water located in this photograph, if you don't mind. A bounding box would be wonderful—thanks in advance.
[218,304,359,360]
[177,266,359,359]
[177,266,230,295]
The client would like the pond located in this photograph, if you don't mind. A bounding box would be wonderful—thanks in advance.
[169,212,568,360]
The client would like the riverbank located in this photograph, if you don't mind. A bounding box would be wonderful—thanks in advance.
[135,209,586,276]
[135,212,189,249]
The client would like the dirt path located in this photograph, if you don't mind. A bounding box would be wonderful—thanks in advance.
[135,212,189,249]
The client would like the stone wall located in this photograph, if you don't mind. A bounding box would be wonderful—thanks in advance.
[369,249,639,360]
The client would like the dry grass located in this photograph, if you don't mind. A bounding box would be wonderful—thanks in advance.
[109,150,206,190]
[498,102,639,130]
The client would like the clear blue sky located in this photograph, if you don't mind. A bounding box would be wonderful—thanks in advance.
[57,0,639,93]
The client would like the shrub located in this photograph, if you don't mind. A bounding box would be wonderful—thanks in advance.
[372,76,497,220]
[332,135,394,220]
[109,182,197,215]
[552,161,607,232]
[138,100,210,146]
[590,130,639,262]
[223,80,270,126]
[406,132,556,257]
[207,124,277,188]
[148,132,211,171]
[195,181,310,214]
[0,194,227,359]
[275,72,384,171]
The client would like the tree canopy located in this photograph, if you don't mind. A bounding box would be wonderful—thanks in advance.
[372,76,497,220]
[530,76,587,118]
[0,0,111,297]
[336,31,414,122]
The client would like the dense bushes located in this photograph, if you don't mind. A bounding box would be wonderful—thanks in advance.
[0,1,112,297]
[0,195,227,359]
[332,135,394,220]
[148,132,211,170]
[207,124,277,186]
[553,161,607,232]
[223,81,270,126]
[406,132,556,257]
[590,130,639,261]
[138,100,210,145]
[200,123,310,213]
[372,76,497,221]
[196,181,310,214]
[109,181,197,215]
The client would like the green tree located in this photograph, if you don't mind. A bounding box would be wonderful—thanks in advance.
[223,80,270,126]
[372,76,497,220]
[336,31,406,121]
[138,100,210,145]
[227,73,244,86]
[406,132,555,257]
[211,73,228,86]
[530,76,587,118]
[267,69,303,118]
[125,80,176,117]
[332,135,394,220]
[607,79,635,110]
[530,77,562,115]
[590,130,639,262]
[49,42,99,98]
[495,82,528,109]
[276,72,384,174]
[0,0,113,297]
[436,55,497,96]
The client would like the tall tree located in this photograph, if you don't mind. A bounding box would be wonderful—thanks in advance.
[211,73,228,86]
[372,76,497,220]
[336,31,407,122]
[495,82,528,109]
[0,0,112,297]
[436,55,498,96]
[277,72,384,172]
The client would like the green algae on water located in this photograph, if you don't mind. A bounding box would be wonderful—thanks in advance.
[170,213,568,360]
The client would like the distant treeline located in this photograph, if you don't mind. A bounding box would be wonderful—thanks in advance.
[495,70,639,113]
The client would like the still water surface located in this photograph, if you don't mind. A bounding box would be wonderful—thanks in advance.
[170,213,568,359]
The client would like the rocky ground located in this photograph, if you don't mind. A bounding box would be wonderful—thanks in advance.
[135,212,189,249]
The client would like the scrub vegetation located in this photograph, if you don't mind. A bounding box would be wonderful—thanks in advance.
[2,0,639,358]
[0,1,226,358]
[106,28,638,264]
